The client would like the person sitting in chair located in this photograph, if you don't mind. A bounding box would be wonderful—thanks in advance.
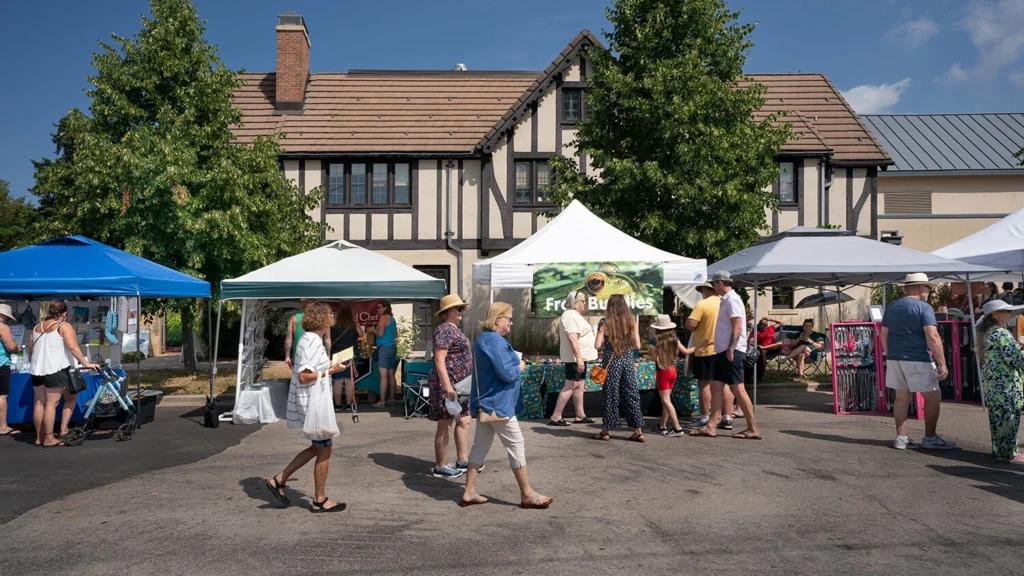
[783,319,825,379]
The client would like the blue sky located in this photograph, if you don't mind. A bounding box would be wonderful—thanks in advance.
[2,0,1022,200]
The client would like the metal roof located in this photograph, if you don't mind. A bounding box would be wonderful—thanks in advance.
[862,113,1024,174]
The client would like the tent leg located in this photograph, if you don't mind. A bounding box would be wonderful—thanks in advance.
[752,282,758,413]
[489,288,494,305]
[236,299,247,391]
[210,301,223,400]
[135,292,142,429]
[882,282,887,310]
[836,285,843,321]
[965,274,986,408]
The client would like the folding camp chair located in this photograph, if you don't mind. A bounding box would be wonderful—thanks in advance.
[805,334,831,378]
[404,367,431,419]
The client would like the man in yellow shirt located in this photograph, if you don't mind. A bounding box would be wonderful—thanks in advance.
[685,283,736,429]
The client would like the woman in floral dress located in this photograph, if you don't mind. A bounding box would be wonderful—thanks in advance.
[427,295,474,479]
[975,300,1024,464]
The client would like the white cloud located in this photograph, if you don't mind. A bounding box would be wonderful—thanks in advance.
[961,0,1024,80]
[885,16,939,49]
[936,63,969,84]
[1010,71,1024,90]
[841,78,912,114]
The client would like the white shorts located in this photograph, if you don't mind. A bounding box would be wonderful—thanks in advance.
[885,360,939,393]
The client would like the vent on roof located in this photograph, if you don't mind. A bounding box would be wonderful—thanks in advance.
[452,63,468,71]
[278,10,305,27]
[884,191,932,215]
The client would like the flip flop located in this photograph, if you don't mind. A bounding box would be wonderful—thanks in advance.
[689,428,717,438]
[732,431,763,440]
[0,429,20,436]
[592,432,611,441]
[520,495,553,509]
[573,417,595,424]
[458,495,489,507]
[41,441,66,448]
[265,477,291,506]
[548,419,571,427]
[310,498,347,513]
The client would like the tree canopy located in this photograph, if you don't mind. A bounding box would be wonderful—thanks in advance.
[547,0,793,263]
[0,179,38,252]
[31,0,324,370]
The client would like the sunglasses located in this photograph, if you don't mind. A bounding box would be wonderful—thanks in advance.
[455,306,466,312]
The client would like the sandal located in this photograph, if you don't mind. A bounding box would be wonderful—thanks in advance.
[628,433,646,443]
[458,495,489,507]
[573,417,595,424]
[310,498,347,513]
[0,429,20,436]
[689,428,717,438]
[732,430,763,440]
[520,495,553,509]
[592,432,611,441]
[265,477,290,506]
[548,419,571,427]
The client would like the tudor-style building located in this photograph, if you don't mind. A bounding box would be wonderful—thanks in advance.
[233,13,893,335]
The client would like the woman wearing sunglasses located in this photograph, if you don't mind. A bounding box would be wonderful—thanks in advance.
[427,295,473,479]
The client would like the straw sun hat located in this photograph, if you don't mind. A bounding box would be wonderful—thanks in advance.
[436,294,469,319]
[0,304,15,322]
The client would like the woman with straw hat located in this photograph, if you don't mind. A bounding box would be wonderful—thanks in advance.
[975,300,1024,464]
[427,295,474,479]
[0,304,24,436]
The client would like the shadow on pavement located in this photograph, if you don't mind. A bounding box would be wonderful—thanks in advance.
[367,452,463,502]
[778,429,894,448]
[530,425,601,440]
[926,462,1024,505]
[240,476,297,510]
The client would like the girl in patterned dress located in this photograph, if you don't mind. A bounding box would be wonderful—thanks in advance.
[592,295,645,442]
[975,301,1024,464]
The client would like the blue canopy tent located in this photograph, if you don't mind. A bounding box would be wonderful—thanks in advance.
[0,236,211,433]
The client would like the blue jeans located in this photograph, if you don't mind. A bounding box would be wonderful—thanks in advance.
[311,438,333,448]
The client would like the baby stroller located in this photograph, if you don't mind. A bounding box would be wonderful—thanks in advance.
[65,365,138,446]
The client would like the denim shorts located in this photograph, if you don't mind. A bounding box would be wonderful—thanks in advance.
[311,438,333,448]
[377,344,399,370]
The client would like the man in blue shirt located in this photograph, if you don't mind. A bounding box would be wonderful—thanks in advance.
[881,274,952,451]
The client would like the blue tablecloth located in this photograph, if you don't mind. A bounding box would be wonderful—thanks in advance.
[6,369,127,425]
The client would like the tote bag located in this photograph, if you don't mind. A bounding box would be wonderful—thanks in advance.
[303,371,340,441]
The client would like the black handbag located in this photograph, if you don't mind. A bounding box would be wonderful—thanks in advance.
[744,347,760,369]
[66,368,89,394]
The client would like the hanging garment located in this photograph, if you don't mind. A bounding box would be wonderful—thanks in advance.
[105,310,119,344]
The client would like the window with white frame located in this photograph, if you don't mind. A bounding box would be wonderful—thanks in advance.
[326,162,412,207]
[514,160,552,205]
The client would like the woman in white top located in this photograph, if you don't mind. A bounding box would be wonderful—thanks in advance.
[29,301,100,447]
[266,302,349,512]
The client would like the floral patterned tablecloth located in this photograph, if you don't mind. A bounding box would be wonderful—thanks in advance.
[518,361,699,421]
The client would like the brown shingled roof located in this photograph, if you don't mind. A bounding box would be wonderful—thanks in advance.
[232,71,538,154]
[747,74,892,165]
[231,37,891,166]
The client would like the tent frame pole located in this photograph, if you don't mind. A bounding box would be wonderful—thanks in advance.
[236,299,247,391]
[210,301,223,401]
[965,274,986,407]
[752,282,758,412]
[135,292,142,428]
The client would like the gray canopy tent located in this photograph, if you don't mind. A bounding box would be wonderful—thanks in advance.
[706,227,1002,409]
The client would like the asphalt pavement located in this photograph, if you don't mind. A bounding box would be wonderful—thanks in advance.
[0,389,1021,576]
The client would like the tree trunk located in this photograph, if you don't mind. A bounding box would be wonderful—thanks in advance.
[181,302,197,375]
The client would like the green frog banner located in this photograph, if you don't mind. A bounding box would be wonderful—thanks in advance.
[532,262,664,317]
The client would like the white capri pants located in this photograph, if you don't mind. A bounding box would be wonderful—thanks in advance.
[468,416,527,469]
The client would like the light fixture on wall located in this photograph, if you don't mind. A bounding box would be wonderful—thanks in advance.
[880,230,903,246]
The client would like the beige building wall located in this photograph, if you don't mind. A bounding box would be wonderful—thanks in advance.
[461,160,481,240]
[851,169,870,235]
[802,159,819,227]
[878,174,1024,253]
[536,89,557,153]
[419,159,439,241]
[828,169,847,227]
[491,137,509,234]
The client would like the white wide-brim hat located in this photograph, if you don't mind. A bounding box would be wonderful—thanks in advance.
[976,300,1024,327]
[0,304,15,322]
[902,273,935,287]
[650,314,677,331]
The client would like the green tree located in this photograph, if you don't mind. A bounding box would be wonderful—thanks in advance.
[0,179,37,251]
[547,0,792,263]
[31,0,324,372]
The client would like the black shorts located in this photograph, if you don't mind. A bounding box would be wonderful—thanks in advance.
[0,365,10,396]
[712,351,745,386]
[32,369,69,390]
[564,362,587,381]
[692,355,716,381]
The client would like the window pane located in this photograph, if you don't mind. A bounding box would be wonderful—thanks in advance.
[563,89,581,122]
[351,164,367,204]
[328,163,345,205]
[394,163,410,205]
[515,162,531,203]
[372,163,388,204]
[772,287,794,309]
[535,162,551,203]
[778,163,795,203]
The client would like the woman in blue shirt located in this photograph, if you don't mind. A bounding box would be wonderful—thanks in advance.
[459,302,552,510]
[372,300,399,408]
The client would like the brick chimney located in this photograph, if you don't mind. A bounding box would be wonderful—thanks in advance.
[275,11,310,112]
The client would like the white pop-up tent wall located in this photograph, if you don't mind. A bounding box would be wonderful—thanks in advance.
[472,200,708,290]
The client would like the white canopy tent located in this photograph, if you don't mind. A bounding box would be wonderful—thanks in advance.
[210,241,447,399]
[473,200,708,295]
[932,205,1024,278]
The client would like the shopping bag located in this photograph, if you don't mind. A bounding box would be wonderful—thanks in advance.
[302,372,340,441]
[452,374,473,398]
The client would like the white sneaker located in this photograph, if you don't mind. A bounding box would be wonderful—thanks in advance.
[893,436,910,450]
[921,435,957,450]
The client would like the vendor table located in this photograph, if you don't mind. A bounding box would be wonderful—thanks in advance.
[232,379,289,425]
[404,360,699,421]
[6,369,128,425]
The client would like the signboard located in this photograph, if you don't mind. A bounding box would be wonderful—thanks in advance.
[326,300,381,330]
[532,262,664,317]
